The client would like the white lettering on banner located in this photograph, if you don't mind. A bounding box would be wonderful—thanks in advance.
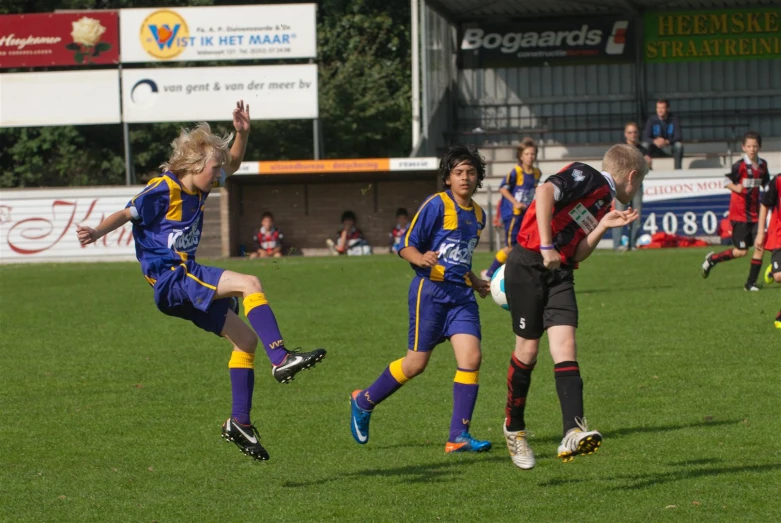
[461,25,610,54]
[119,5,316,63]
[569,203,598,233]
[437,238,478,266]
[389,158,439,171]
[121,64,318,123]
[0,34,62,49]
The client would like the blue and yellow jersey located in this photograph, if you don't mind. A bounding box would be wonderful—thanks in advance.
[499,164,542,221]
[402,190,485,287]
[126,172,209,281]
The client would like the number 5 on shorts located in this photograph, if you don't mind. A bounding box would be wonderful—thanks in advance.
[519,317,526,329]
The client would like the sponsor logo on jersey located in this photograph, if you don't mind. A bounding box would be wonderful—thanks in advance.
[168,226,200,253]
[437,237,478,266]
[569,203,599,233]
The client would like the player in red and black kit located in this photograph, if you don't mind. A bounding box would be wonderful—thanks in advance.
[701,132,770,290]
[501,144,648,470]
[249,211,283,258]
[755,172,781,328]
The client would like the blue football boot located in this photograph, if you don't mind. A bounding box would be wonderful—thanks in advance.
[350,390,372,445]
[445,431,493,453]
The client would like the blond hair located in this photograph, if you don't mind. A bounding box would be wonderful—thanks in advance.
[160,122,233,176]
[602,143,648,180]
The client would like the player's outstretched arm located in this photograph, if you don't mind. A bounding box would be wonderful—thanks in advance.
[572,208,639,263]
[399,245,438,268]
[76,208,133,245]
[224,100,250,176]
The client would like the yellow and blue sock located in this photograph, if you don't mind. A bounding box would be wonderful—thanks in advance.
[450,369,479,441]
[229,351,255,425]
[356,358,410,410]
[486,250,508,279]
[244,293,289,366]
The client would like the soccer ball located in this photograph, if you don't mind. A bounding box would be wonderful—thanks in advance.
[490,264,509,310]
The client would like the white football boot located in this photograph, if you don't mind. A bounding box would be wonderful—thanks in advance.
[503,421,536,470]
[557,417,602,463]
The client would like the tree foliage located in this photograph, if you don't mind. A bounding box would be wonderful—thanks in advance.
[0,0,411,187]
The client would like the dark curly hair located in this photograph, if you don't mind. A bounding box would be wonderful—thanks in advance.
[439,144,486,194]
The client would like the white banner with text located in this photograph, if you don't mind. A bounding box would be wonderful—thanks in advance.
[121,64,318,123]
[119,4,317,63]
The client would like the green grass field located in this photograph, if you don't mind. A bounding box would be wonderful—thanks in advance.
[1,248,779,522]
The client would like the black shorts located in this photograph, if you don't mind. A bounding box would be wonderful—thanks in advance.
[505,246,578,340]
[771,249,781,275]
[732,221,758,250]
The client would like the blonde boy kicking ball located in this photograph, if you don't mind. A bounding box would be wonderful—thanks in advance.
[77,101,326,461]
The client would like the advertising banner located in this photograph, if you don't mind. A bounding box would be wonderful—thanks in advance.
[460,17,634,68]
[641,174,730,237]
[0,187,138,263]
[644,8,781,62]
[233,158,439,175]
[119,4,316,63]
[0,11,119,68]
[0,70,121,127]
[121,64,318,123]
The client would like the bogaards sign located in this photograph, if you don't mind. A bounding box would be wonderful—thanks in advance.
[460,17,635,67]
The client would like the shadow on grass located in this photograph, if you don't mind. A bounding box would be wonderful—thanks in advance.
[531,419,741,445]
[578,285,675,295]
[540,461,781,490]
[282,454,507,488]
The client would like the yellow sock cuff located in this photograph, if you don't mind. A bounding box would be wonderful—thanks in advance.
[228,351,255,369]
[389,358,410,385]
[496,250,508,264]
[454,369,479,385]
[243,292,268,315]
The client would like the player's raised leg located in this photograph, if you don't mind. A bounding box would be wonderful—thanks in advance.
[350,350,429,444]
[215,270,325,383]
[504,335,539,469]
[548,325,602,463]
[219,309,269,460]
[445,333,491,453]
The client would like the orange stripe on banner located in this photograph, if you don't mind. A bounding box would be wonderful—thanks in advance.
[258,159,391,175]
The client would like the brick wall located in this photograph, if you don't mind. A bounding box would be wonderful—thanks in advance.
[223,174,439,255]
[196,192,223,258]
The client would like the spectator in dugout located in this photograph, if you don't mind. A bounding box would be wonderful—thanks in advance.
[326,210,372,256]
[642,99,684,170]
[249,211,283,258]
[389,208,410,254]
[613,122,651,251]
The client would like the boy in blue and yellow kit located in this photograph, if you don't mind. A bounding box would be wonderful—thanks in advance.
[77,101,325,462]
[350,144,493,453]
[483,139,541,279]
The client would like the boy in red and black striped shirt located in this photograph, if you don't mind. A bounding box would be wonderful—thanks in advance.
[502,144,647,470]
[701,132,770,290]
[755,173,781,328]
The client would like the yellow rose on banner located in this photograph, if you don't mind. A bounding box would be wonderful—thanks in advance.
[71,17,106,47]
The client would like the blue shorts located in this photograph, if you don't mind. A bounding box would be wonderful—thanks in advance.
[503,214,523,248]
[407,276,481,352]
[152,261,230,336]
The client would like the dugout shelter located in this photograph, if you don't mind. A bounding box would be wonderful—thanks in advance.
[220,158,441,257]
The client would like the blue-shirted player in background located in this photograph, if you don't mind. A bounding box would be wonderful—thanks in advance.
[350,144,493,453]
[483,139,541,279]
[76,101,326,462]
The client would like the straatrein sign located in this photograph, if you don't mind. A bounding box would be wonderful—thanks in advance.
[644,8,781,62]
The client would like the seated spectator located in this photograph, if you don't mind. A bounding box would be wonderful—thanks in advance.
[614,122,650,251]
[249,211,283,258]
[642,99,684,170]
[326,210,372,256]
[389,208,410,254]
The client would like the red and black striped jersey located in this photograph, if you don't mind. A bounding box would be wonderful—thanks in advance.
[727,157,769,223]
[762,174,781,251]
[517,162,615,268]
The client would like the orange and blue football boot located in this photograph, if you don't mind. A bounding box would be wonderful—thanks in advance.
[445,431,492,453]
